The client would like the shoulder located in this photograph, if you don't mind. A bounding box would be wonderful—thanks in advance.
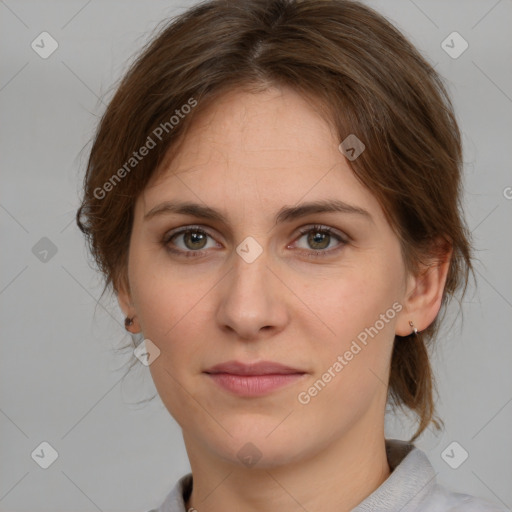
[418,482,509,512]
[144,473,193,512]
[358,439,509,512]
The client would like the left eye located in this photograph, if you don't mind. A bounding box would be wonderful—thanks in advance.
[293,225,346,253]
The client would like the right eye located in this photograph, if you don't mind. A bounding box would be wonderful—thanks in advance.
[163,226,220,257]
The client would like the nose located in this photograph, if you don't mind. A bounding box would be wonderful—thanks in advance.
[215,248,289,341]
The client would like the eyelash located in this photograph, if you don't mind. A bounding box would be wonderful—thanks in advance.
[162,224,348,259]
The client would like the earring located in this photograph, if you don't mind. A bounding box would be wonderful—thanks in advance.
[408,320,418,335]
[124,317,134,330]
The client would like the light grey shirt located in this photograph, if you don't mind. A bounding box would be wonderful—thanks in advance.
[148,438,509,511]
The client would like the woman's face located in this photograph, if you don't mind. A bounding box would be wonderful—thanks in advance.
[120,86,413,468]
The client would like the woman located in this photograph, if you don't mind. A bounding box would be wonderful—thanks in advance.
[76,0,507,510]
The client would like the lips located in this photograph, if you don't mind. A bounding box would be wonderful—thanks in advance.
[204,360,307,397]
[204,360,306,376]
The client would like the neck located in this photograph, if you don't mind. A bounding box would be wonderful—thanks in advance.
[183,426,391,512]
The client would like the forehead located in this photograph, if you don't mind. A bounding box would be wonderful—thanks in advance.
[140,86,380,220]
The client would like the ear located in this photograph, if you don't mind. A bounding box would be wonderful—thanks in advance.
[116,273,142,334]
[395,239,453,336]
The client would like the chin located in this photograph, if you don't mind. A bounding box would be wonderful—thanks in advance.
[207,429,308,470]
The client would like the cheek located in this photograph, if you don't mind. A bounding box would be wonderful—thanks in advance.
[129,246,199,335]
[295,273,398,428]
[303,263,400,397]
[309,265,400,340]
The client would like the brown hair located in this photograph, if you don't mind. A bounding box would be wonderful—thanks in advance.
[76,0,474,442]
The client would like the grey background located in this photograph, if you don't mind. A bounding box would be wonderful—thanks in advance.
[1,0,511,510]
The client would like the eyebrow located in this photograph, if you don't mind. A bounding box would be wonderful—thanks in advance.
[144,199,373,225]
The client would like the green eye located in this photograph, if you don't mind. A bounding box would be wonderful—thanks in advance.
[293,225,348,257]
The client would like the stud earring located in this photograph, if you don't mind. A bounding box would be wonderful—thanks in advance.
[124,317,134,330]
[408,320,418,335]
